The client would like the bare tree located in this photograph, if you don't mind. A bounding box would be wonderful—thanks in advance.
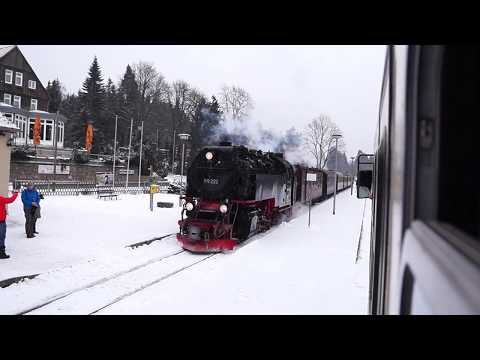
[170,80,190,115]
[132,62,169,124]
[185,88,207,121]
[218,85,253,120]
[304,114,343,169]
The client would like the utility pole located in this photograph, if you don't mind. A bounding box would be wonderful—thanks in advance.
[332,134,342,215]
[138,121,144,188]
[52,111,59,192]
[350,156,355,195]
[126,118,133,190]
[112,115,118,187]
[178,133,191,206]
[172,129,176,174]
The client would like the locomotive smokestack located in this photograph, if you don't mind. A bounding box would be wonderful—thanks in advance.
[219,141,232,147]
[274,152,284,159]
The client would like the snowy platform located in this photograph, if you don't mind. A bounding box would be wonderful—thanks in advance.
[0,189,371,315]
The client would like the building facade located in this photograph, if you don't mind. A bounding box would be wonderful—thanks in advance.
[0,115,19,195]
[0,45,66,149]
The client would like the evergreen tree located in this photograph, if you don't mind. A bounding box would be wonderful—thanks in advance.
[80,56,105,152]
[102,78,120,153]
[60,93,83,148]
[118,65,138,118]
[46,79,64,113]
[184,95,224,162]
[117,65,139,146]
[210,95,221,115]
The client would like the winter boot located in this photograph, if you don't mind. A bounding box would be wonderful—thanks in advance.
[0,250,10,259]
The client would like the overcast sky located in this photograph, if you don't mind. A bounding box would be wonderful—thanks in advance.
[16,45,385,157]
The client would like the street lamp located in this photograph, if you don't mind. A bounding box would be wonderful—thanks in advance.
[350,156,355,195]
[126,118,133,190]
[332,134,342,215]
[177,133,191,206]
[138,121,144,188]
[112,115,118,187]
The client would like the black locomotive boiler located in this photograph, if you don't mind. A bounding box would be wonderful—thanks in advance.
[177,142,351,253]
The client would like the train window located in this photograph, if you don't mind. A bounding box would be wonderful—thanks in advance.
[438,46,479,242]
[356,154,374,199]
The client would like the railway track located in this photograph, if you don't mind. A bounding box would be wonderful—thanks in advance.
[16,234,179,315]
[89,253,216,314]
[88,232,273,315]
[18,229,268,315]
[17,244,220,315]
[86,226,287,314]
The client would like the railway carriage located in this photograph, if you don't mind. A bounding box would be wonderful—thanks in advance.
[294,166,328,204]
[356,45,480,314]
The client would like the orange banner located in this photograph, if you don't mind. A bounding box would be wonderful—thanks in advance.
[85,123,94,152]
[33,115,41,145]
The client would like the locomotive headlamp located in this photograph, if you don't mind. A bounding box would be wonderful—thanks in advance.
[219,204,228,214]
[205,151,213,160]
[186,202,194,211]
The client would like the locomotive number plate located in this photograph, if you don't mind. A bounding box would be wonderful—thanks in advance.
[204,178,219,185]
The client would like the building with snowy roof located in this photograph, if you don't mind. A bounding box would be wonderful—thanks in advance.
[0,113,19,195]
[0,45,66,149]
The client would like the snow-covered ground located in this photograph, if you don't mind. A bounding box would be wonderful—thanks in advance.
[0,188,371,315]
[1,193,181,280]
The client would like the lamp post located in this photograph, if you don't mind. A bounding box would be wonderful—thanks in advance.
[158,148,169,177]
[332,134,342,215]
[350,156,355,195]
[171,129,176,175]
[138,121,144,188]
[112,115,118,187]
[177,133,190,206]
[126,118,133,190]
[52,111,59,192]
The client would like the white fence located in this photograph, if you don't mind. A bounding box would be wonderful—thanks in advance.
[13,180,172,196]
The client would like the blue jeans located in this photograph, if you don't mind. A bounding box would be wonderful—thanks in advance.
[0,222,6,251]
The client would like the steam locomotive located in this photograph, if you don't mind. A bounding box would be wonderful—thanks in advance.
[177,142,352,252]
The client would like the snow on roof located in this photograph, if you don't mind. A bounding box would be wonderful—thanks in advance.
[0,45,15,59]
[30,110,50,114]
[0,115,20,132]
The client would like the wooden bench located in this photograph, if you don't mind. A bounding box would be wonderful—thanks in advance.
[97,187,118,200]
[157,201,174,208]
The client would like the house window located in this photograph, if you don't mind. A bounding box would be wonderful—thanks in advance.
[5,69,13,84]
[28,80,36,90]
[45,120,53,141]
[15,72,23,86]
[3,93,11,105]
[14,114,26,139]
[30,98,38,111]
[58,122,64,143]
[3,113,12,123]
[29,119,35,140]
[13,95,21,108]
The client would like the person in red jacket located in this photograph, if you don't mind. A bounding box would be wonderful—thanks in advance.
[0,191,19,259]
